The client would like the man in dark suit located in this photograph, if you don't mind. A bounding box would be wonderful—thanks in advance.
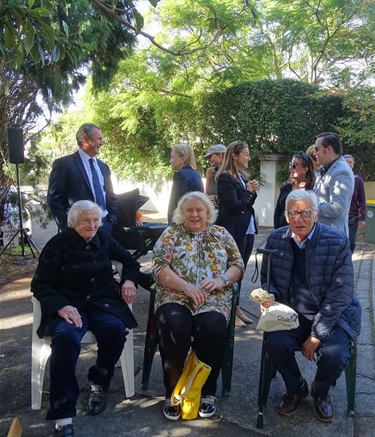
[47,123,117,233]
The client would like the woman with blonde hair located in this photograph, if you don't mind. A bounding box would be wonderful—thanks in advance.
[153,191,244,420]
[216,140,260,327]
[167,144,204,224]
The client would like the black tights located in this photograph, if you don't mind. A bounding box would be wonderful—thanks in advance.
[156,303,227,397]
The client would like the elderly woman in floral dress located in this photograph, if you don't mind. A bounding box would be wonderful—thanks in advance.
[153,191,244,421]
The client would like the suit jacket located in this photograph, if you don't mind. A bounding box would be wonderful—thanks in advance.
[47,151,117,230]
[216,171,257,244]
[313,156,354,236]
[167,166,204,224]
[31,228,140,337]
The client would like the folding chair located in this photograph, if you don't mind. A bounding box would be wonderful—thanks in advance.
[141,283,239,397]
[31,262,135,410]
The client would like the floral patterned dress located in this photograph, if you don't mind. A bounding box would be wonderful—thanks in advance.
[153,224,245,321]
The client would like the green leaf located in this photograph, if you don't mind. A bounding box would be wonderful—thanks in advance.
[23,19,35,54]
[29,0,35,9]
[14,48,24,69]
[132,9,144,32]
[62,20,69,38]
[28,7,51,18]
[4,22,16,47]
[37,42,45,66]
[52,45,60,62]
[148,0,160,6]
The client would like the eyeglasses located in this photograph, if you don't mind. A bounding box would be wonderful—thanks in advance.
[289,162,300,169]
[287,210,313,219]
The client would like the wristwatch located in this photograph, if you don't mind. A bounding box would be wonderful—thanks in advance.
[220,274,230,286]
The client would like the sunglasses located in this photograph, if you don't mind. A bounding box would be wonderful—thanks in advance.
[289,162,300,169]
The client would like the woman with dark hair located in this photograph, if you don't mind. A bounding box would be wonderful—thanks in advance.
[273,151,315,229]
[216,140,260,327]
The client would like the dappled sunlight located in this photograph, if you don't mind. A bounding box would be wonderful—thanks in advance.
[0,313,32,329]
[0,288,32,303]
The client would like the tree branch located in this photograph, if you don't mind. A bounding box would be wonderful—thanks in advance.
[90,0,251,56]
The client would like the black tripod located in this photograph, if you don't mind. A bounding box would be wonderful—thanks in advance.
[0,163,39,258]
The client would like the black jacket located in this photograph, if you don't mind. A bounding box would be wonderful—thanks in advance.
[31,228,140,337]
[216,171,257,244]
[47,151,117,230]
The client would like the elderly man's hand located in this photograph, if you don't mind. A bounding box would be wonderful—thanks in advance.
[58,305,82,328]
[302,336,321,361]
[260,295,275,312]
[121,280,137,304]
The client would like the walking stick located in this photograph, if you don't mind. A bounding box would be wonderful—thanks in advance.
[255,248,279,429]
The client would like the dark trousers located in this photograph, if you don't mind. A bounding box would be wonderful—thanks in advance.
[156,303,227,398]
[265,315,352,399]
[46,306,128,421]
[348,216,359,253]
[236,233,254,298]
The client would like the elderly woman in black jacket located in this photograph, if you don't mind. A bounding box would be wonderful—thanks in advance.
[31,200,140,437]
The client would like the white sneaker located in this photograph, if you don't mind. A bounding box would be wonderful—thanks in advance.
[199,395,217,418]
[163,399,181,421]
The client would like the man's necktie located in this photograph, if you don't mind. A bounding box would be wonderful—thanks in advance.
[89,158,106,210]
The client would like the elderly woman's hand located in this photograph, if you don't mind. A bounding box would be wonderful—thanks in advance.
[57,305,83,328]
[121,280,137,304]
[200,277,226,292]
[184,284,208,307]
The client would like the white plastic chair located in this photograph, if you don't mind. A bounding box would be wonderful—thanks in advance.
[31,262,135,410]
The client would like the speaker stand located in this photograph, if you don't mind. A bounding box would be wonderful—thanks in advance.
[0,164,40,258]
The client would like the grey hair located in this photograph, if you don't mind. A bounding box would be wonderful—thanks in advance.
[171,144,197,169]
[344,154,355,163]
[172,191,218,225]
[67,200,103,228]
[284,190,318,219]
[76,123,101,147]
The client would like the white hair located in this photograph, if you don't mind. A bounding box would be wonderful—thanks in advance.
[67,200,103,228]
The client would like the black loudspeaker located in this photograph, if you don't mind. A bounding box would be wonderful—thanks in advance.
[7,125,25,164]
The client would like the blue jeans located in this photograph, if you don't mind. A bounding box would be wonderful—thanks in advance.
[265,315,351,399]
[46,305,128,421]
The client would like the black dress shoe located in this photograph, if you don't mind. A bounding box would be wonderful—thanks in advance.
[54,424,74,437]
[311,382,333,422]
[87,385,107,415]
[277,379,308,416]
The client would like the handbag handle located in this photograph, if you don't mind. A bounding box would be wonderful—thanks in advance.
[170,353,211,405]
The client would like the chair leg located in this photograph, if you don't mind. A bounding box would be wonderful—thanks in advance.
[222,283,239,396]
[141,286,158,390]
[345,340,357,416]
[31,341,51,410]
[222,317,236,396]
[141,326,158,390]
[120,328,135,398]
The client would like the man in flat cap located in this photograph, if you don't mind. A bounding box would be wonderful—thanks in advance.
[204,144,226,208]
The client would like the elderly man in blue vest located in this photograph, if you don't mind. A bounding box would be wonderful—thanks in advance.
[259,190,361,422]
[313,132,354,236]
